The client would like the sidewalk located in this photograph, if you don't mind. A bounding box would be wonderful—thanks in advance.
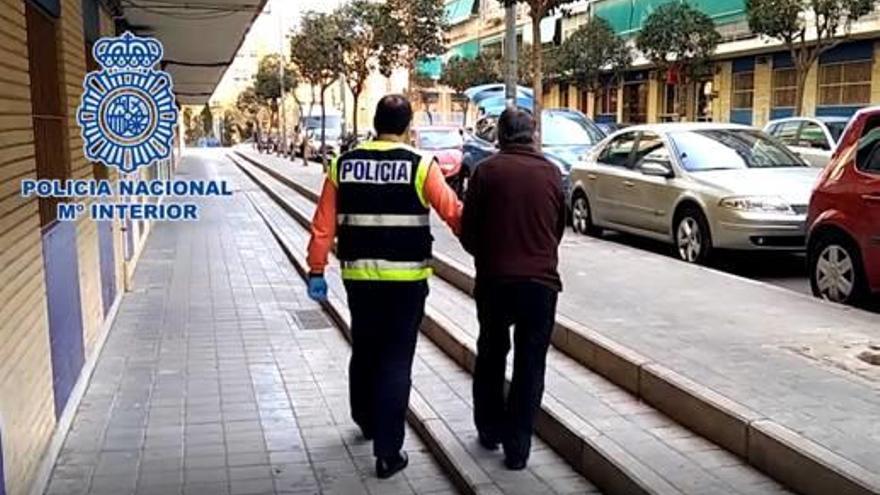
[237,148,880,482]
[45,150,456,495]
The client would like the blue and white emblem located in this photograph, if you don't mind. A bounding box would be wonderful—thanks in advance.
[77,32,178,173]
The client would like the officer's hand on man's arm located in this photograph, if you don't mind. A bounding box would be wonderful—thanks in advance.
[423,160,463,236]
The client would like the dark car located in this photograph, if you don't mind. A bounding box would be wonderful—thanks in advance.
[461,108,605,201]
[806,106,880,305]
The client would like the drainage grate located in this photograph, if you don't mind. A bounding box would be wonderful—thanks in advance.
[293,309,332,330]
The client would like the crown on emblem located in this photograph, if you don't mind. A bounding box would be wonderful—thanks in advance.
[93,31,163,70]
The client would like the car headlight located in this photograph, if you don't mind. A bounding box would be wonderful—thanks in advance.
[718,196,796,214]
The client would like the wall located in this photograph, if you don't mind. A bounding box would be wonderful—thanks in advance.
[0,1,58,493]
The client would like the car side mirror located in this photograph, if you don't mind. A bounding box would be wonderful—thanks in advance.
[641,159,673,178]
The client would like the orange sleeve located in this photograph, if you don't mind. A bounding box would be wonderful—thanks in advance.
[307,178,337,274]
[424,162,463,236]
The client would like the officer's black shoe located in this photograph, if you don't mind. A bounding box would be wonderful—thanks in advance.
[504,456,527,471]
[478,432,500,451]
[376,451,408,479]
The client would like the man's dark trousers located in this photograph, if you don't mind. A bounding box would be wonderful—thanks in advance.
[345,280,428,458]
[473,279,558,461]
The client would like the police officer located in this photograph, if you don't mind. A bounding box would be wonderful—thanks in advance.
[306,95,461,479]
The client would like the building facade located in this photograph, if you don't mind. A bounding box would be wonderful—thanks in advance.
[432,0,880,128]
[0,1,176,493]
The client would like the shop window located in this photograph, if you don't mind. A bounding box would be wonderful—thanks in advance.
[660,84,680,121]
[772,67,797,108]
[26,1,67,228]
[593,86,617,117]
[623,83,647,124]
[819,60,871,106]
[560,83,570,108]
[732,71,754,110]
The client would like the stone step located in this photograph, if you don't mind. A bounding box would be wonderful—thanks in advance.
[236,157,599,495]
[233,148,880,495]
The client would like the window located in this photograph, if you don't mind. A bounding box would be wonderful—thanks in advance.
[773,121,802,146]
[598,132,638,167]
[560,83,570,108]
[660,84,680,121]
[474,116,497,143]
[798,122,830,151]
[542,112,604,146]
[622,83,647,124]
[26,1,67,228]
[772,67,797,108]
[669,129,806,171]
[732,71,754,110]
[856,117,880,173]
[633,133,668,167]
[594,86,617,116]
[819,60,871,106]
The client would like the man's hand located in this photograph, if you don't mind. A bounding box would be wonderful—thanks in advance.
[307,274,328,302]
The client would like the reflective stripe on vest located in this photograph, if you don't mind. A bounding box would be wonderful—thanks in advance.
[340,259,433,281]
[337,213,430,227]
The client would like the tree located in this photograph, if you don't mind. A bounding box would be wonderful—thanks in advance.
[497,0,578,135]
[555,17,632,95]
[200,104,214,139]
[222,108,246,146]
[386,0,447,82]
[235,86,264,138]
[290,12,346,164]
[336,0,401,136]
[253,54,298,133]
[637,2,720,119]
[441,54,498,125]
[746,0,876,116]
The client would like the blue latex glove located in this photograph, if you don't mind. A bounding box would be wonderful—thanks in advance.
[308,275,328,302]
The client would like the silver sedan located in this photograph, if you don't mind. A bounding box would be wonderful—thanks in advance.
[569,123,821,264]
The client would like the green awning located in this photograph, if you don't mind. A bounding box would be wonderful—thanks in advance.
[596,0,747,36]
[446,39,480,61]
[445,0,476,26]
[416,57,443,80]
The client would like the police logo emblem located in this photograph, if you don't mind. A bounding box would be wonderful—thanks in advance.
[77,32,178,173]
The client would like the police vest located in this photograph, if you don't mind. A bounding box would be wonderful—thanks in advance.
[330,140,434,281]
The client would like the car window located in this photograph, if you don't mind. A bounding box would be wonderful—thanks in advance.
[669,129,807,171]
[542,112,604,146]
[774,121,802,145]
[826,122,847,144]
[798,122,830,150]
[856,117,880,174]
[633,132,668,167]
[598,132,638,167]
[474,117,497,143]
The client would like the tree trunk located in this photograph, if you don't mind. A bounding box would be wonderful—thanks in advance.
[531,13,543,138]
[320,85,328,168]
[462,99,469,127]
[794,62,809,117]
[352,91,360,138]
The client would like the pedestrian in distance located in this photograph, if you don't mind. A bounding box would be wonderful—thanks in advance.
[306,95,462,479]
[461,108,566,470]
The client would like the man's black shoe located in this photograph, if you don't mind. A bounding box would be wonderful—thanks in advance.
[504,456,527,471]
[376,451,408,479]
[360,428,373,441]
[478,433,500,451]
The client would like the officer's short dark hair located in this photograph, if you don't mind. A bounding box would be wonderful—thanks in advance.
[374,95,413,135]
[498,108,536,147]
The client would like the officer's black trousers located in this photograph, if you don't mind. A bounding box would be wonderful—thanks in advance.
[472,279,558,462]
[345,280,428,458]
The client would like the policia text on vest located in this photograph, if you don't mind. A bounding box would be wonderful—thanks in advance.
[339,159,413,184]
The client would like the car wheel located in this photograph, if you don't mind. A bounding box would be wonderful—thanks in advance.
[674,208,712,264]
[572,193,601,236]
[809,233,867,305]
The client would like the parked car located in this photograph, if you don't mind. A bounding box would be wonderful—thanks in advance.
[462,108,605,201]
[570,123,820,264]
[806,107,880,305]
[411,126,466,197]
[596,122,626,136]
[763,116,850,168]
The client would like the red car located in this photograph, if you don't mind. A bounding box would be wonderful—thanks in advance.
[807,107,880,305]
[411,126,465,196]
